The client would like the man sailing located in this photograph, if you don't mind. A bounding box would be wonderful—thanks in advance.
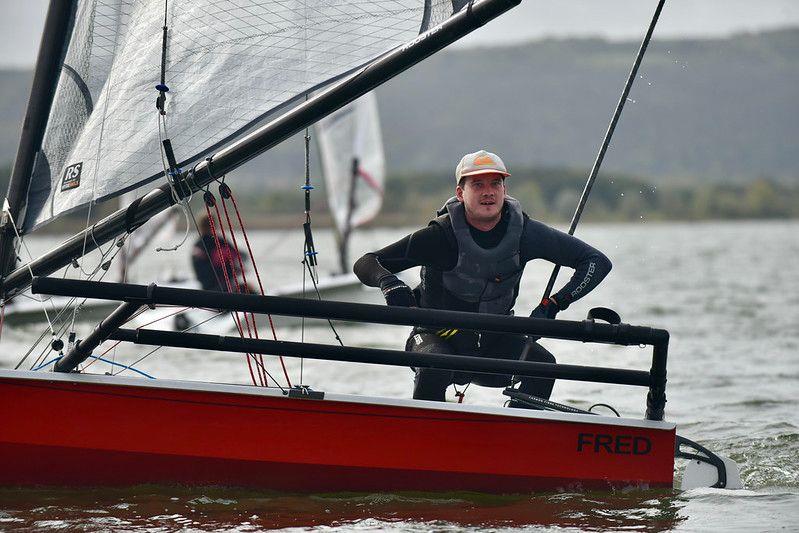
[353,150,612,406]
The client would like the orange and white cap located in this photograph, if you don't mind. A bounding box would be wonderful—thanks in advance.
[455,150,510,184]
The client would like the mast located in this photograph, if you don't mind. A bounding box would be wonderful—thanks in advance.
[336,156,359,274]
[0,0,521,299]
[0,0,77,280]
[542,0,666,299]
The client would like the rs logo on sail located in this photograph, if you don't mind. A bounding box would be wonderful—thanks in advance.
[61,162,83,191]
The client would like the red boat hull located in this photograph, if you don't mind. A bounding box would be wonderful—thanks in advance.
[0,371,675,492]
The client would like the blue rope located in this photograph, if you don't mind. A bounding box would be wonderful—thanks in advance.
[91,356,156,379]
[32,354,156,379]
[32,356,62,371]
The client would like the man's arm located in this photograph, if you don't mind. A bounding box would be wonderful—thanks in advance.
[521,218,612,310]
[353,224,456,287]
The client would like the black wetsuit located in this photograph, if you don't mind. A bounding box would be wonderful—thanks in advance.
[354,205,612,403]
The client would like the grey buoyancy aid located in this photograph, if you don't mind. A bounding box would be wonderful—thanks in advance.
[419,196,525,315]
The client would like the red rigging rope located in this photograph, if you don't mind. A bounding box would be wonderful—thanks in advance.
[203,193,260,386]
[212,197,267,387]
[218,199,266,382]
[217,186,263,375]
[204,187,292,388]
[219,183,291,387]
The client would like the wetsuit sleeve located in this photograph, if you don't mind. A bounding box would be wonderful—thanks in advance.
[520,218,612,309]
[353,224,456,287]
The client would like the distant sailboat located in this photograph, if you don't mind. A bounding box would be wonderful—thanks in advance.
[315,92,385,275]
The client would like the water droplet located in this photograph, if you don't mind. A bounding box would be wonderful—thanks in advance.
[639,190,643,194]
[647,82,652,86]
[620,192,625,197]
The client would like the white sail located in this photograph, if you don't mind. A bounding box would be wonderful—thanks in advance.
[315,92,385,237]
[21,0,463,232]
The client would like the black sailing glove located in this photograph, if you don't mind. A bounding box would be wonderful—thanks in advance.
[530,297,560,320]
[379,274,416,307]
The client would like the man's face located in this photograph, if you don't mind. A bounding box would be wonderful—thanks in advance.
[456,173,506,224]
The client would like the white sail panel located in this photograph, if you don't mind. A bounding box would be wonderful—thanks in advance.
[315,93,385,235]
[22,0,461,231]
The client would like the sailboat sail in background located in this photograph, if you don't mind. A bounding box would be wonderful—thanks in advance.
[315,92,385,274]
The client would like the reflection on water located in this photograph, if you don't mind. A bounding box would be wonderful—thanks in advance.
[0,486,685,532]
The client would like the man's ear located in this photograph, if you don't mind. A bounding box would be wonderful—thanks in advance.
[455,185,464,202]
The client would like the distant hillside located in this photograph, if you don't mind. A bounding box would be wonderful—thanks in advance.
[0,69,31,164]
[234,167,799,227]
[1,28,797,190]
[375,28,799,185]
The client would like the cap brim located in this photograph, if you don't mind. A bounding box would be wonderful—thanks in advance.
[459,168,510,178]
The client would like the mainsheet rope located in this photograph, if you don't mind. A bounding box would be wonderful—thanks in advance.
[213,191,265,386]
[203,192,262,386]
[203,187,293,388]
[218,182,291,386]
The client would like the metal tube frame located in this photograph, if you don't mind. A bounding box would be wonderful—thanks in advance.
[54,301,144,373]
[33,277,670,419]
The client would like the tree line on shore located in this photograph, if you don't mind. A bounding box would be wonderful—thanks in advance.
[1,164,797,232]
[244,167,799,226]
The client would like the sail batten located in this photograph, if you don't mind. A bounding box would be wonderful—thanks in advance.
[21,0,465,232]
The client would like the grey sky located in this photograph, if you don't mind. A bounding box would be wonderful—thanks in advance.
[460,0,799,47]
[2,0,798,68]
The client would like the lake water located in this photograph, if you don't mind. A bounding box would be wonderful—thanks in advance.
[1,220,798,531]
